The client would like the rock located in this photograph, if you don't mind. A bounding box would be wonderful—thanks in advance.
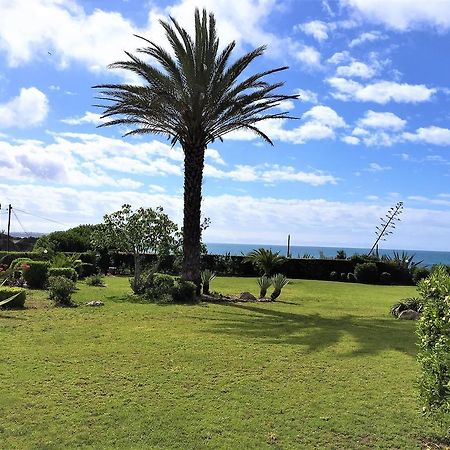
[239,292,257,301]
[86,301,104,307]
[398,309,419,320]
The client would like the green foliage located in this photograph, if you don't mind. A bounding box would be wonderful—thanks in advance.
[200,269,216,295]
[48,276,76,306]
[340,272,347,281]
[0,251,44,267]
[23,261,49,289]
[270,273,289,301]
[257,275,271,298]
[85,274,105,287]
[244,248,284,276]
[336,250,347,260]
[412,267,431,285]
[76,262,98,279]
[171,279,197,304]
[10,257,33,271]
[0,287,26,308]
[329,271,339,281]
[144,273,175,303]
[354,263,379,284]
[390,297,423,318]
[34,225,99,253]
[51,252,81,269]
[48,268,78,282]
[380,272,392,285]
[347,273,356,282]
[417,266,450,418]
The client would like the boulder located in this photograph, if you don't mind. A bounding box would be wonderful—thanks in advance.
[86,301,104,307]
[239,292,257,301]
[398,309,419,320]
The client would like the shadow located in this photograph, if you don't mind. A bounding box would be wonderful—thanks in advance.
[0,313,27,320]
[200,302,417,357]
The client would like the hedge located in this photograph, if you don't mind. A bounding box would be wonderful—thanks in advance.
[0,287,26,308]
[23,261,49,289]
[48,267,78,282]
[0,252,45,267]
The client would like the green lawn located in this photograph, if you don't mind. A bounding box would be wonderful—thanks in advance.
[0,277,441,449]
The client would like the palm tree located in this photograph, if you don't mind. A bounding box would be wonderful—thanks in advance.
[94,9,297,288]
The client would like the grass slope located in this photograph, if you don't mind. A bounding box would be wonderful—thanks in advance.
[0,277,440,449]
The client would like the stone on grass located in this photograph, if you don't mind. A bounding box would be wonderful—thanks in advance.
[398,309,419,320]
[86,301,104,307]
[239,292,257,301]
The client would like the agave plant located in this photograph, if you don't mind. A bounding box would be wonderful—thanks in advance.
[244,248,285,276]
[257,275,271,298]
[270,274,289,301]
[390,297,423,318]
[201,269,216,295]
[384,251,423,271]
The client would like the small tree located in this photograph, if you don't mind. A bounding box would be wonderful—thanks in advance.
[92,204,178,292]
[244,248,285,276]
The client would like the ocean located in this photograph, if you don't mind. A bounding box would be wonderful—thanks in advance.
[205,243,450,267]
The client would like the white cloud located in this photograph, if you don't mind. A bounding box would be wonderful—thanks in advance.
[340,0,450,31]
[295,20,331,42]
[302,105,346,128]
[349,31,385,47]
[295,45,322,67]
[366,162,391,172]
[0,87,48,128]
[357,110,406,130]
[402,126,450,146]
[336,61,376,79]
[327,77,436,103]
[295,89,319,104]
[341,135,360,145]
[327,51,352,65]
[61,111,104,126]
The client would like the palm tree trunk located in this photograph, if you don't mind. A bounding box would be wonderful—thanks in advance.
[182,146,205,291]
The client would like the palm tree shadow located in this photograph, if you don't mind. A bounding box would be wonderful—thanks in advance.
[203,303,417,357]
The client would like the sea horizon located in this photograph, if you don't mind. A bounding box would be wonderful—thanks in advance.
[205,242,450,266]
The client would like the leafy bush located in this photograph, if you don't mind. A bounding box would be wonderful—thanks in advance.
[330,271,339,281]
[76,262,98,278]
[48,276,76,306]
[412,267,431,285]
[85,274,105,287]
[354,263,379,284]
[340,272,347,281]
[390,297,423,318]
[23,261,49,289]
[380,272,392,285]
[171,279,197,304]
[0,287,26,308]
[257,275,271,298]
[347,273,356,282]
[48,267,78,282]
[417,266,450,418]
[200,269,216,295]
[244,248,284,276]
[10,257,33,271]
[144,273,175,302]
[270,274,289,301]
[0,251,44,267]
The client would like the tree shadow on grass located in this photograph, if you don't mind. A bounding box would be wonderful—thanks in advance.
[200,303,417,357]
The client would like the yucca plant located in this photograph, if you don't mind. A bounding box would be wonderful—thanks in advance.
[94,8,296,288]
[257,275,271,298]
[270,273,289,301]
[201,269,216,295]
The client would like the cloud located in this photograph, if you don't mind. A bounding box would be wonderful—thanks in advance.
[302,105,346,128]
[402,126,450,146]
[340,0,450,31]
[336,61,376,79]
[366,162,391,172]
[295,89,319,104]
[327,77,437,103]
[61,111,104,126]
[327,51,353,65]
[341,135,360,145]
[0,87,49,128]
[357,110,406,130]
[295,20,331,42]
[349,31,386,47]
[294,45,322,67]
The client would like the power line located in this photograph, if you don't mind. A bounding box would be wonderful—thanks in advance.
[13,208,68,226]
[12,209,29,236]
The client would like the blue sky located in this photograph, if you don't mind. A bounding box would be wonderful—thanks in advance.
[0,0,449,250]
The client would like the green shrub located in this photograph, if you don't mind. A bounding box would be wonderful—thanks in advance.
[171,279,197,304]
[354,263,378,284]
[412,267,431,285]
[0,252,44,267]
[23,261,49,289]
[10,258,33,271]
[330,271,339,281]
[390,297,423,318]
[347,273,356,282]
[340,272,347,282]
[48,276,76,306]
[85,274,105,287]
[380,272,392,285]
[0,287,26,308]
[144,273,175,302]
[76,262,97,278]
[48,267,78,282]
[417,266,450,418]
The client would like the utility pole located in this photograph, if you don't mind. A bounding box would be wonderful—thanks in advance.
[7,204,11,252]
[287,234,291,258]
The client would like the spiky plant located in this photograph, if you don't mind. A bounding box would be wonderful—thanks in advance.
[244,248,285,276]
[93,9,297,289]
[270,273,289,301]
[200,269,216,295]
[257,275,271,298]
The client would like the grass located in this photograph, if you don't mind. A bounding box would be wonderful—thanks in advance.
[0,276,443,449]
